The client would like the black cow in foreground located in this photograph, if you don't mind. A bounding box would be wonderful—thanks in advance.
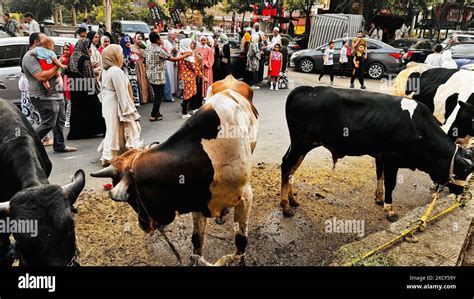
[91,76,259,266]
[0,100,85,266]
[394,65,474,144]
[281,86,472,221]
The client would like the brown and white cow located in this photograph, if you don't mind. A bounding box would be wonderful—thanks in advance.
[91,76,259,266]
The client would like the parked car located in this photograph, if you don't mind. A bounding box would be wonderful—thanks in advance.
[0,36,77,105]
[441,34,474,48]
[390,38,436,64]
[112,20,151,42]
[444,43,474,68]
[290,37,404,79]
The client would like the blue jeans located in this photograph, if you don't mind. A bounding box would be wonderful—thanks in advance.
[164,69,173,101]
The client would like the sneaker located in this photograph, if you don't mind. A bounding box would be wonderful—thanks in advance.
[181,114,192,119]
[275,86,279,91]
[330,81,336,86]
[251,85,260,90]
[361,85,366,90]
[65,121,70,128]
[350,84,355,88]
[270,85,274,91]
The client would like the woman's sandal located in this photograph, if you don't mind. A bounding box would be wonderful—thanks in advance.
[149,115,163,122]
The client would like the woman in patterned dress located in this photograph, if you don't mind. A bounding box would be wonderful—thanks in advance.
[177,38,208,119]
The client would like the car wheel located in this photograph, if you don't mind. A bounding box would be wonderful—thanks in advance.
[299,58,314,73]
[367,63,385,79]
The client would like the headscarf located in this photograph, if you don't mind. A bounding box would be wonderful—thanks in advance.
[207,36,214,47]
[68,38,91,74]
[102,44,124,71]
[62,43,74,66]
[167,31,177,47]
[87,31,98,49]
[120,35,132,60]
[100,35,110,45]
[98,36,110,54]
[218,33,228,45]
[197,36,208,49]
[179,38,195,63]
[241,32,251,51]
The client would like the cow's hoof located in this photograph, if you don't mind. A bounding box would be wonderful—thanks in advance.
[386,214,399,222]
[214,254,242,266]
[189,254,213,267]
[289,198,300,207]
[375,199,384,206]
[215,216,226,225]
[282,208,295,217]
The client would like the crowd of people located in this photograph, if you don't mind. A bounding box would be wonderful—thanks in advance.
[17,17,292,169]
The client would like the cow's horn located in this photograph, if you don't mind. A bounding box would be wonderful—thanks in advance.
[90,166,116,178]
[0,201,10,215]
[62,170,86,207]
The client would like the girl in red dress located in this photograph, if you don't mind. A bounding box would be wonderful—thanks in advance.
[268,43,282,90]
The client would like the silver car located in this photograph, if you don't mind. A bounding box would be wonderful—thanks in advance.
[290,37,404,79]
[0,36,77,105]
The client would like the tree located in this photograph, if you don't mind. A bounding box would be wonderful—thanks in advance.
[222,0,254,32]
[169,0,220,24]
[8,0,53,21]
[284,0,317,34]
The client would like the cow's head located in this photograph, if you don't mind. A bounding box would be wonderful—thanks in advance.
[0,170,85,266]
[90,149,154,232]
[452,97,474,138]
[447,147,473,195]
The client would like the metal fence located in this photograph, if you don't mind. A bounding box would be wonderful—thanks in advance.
[308,14,364,49]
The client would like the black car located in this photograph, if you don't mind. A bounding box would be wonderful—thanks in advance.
[390,38,436,64]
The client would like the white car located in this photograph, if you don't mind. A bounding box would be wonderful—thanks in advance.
[0,36,77,104]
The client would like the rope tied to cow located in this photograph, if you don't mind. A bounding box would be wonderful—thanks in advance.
[344,187,472,266]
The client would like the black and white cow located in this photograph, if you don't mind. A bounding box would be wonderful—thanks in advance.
[394,65,474,144]
[91,76,259,266]
[281,86,472,221]
[0,99,85,266]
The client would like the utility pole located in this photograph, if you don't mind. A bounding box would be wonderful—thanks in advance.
[105,0,112,32]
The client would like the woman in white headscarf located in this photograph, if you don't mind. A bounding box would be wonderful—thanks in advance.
[441,50,458,69]
[98,44,144,166]
[246,34,261,89]
[177,38,208,119]
[197,36,214,98]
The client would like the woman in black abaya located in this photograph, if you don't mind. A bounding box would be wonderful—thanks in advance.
[66,38,105,140]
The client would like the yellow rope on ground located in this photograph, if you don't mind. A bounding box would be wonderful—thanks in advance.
[343,191,471,266]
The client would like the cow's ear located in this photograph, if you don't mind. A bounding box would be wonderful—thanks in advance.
[62,170,86,207]
[458,101,474,113]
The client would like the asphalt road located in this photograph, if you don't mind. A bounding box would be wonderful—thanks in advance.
[48,69,401,189]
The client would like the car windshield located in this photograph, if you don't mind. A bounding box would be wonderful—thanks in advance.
[122,23,150,33]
